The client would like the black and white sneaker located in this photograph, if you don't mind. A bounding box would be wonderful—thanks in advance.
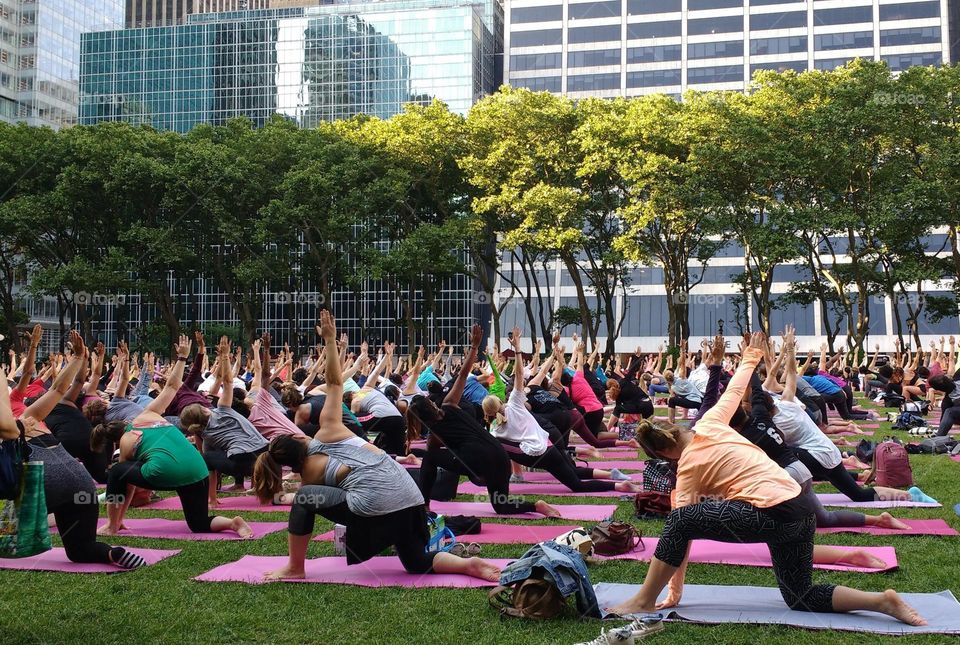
[574,625,635,645]
[111,547,147,570]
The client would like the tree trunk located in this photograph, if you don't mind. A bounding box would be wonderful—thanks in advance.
[562,254,594,349]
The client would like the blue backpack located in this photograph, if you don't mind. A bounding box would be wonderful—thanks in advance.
[892,412,925,431]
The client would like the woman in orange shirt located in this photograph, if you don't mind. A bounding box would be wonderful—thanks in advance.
[608,333,925,627]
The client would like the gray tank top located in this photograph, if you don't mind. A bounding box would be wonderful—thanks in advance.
[307,436,423,516]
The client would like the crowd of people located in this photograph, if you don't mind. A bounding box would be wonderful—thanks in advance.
[3,317,956,628]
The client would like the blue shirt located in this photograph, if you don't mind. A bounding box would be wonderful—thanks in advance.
[803,374,841,395]
[416,365,440,390]
[462,375,489,405]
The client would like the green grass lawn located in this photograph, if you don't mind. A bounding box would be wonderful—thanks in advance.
[1,400,958,644]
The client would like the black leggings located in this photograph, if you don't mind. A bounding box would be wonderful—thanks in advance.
[799,479,865,528]
[668,395,701,411]
[366,415,407,456]
[823,390,867,420]
[568,409,617,448]
[202,448,264,479]
[795,449,877,502]
[419,446,537,515]
[503,444,615,493]
[938,405,960,436]
[656,500,836,612]
[288,488,436,574]
[51,497,113,564]
[106,461,215,532]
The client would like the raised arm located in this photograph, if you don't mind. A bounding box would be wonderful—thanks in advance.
[114,342,131,399]
[314,310,355,443]
[15,324,42,394]
[22,331,86,422]
[184,331,206,391]
[364,343,393,390]
[214,336,233,408]
[404,346,426,395]
[699,333,766,429]
[85,341,106,395]
[527,353,555,388]
[781,328,798,403]
[342,342,368,382]
[508,327,524,395]
[141,335,191,418]
[443,325,482,408]
[0,367,19,440]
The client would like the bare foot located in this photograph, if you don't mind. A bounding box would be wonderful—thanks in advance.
[465,557,501,582]
[875,512,910,530]
[97,524,119,536]
[836,549,888,569]
[877,589,927,626]
[607,599,657,617]
[535,500,562,518]
[264,565,305,581]
[231,516,254,539]
[615,481,644,493]
[577,447,602,460]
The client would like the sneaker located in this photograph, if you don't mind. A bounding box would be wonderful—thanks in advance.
[609,468,631,482]
[574,625,635,645]
[907,486,937,504]
[626,614,665,639]
[509,474,526,484]
[110,547,147,570]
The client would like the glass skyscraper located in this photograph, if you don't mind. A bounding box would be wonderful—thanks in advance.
[74,2,501,351]
[0,0,123,128]
[80,2,501,131]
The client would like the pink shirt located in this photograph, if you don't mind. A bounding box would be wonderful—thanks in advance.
[247,390,305,441]
[568,372,603,414]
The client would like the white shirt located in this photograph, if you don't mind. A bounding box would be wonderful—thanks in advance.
[490,389,548,457]
[773,398,842,469]
[688,364,709,395]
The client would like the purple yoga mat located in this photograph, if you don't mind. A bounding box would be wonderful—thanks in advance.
[430,500,616,521]
[51,518,287,541]
[0,547,180,573]
[593,451,642,459]
[457,481,627,498]
[316,523,579,545]
[817,493,941,508]
[583,460,646,470]
[598,539,897,573]
[818,519,958,536]
[144,495,287,513]
[194,555,513,587]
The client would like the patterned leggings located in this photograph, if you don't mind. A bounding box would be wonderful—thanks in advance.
[655,500,836,612]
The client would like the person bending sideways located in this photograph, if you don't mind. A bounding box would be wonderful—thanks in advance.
[256,311,500,582]
[607,335,925,627]
[407,324,560,518]
[480,328,642,496]
[1,332,146,569]
[92,334,252,538]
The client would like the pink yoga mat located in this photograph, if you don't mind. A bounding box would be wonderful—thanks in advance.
[599,539,897,573]
[593,451,641,459]
[951,455,960,463]
[520,471,639,483]
[818,519,958,537]
[194,555,513,587]
[836,431,875,437]
[430,500,616,521]
[583,461,646,470]
[817,493,941,508]
[316,523,579,545]
[457,481,627,498]
[0,547,179,573]
[52,518,287,541]
[144,496,287,513]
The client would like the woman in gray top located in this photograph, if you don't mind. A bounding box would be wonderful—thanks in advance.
[181,337,268,502]
[254,310,500,582]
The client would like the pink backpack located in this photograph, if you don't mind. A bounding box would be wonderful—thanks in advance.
[872,441,913,488]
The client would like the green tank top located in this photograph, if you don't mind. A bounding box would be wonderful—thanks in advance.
[133,425,209,489]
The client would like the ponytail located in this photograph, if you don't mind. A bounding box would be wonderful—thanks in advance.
[635,419,683,459]
[252,451,283,504]
[90,420,126,453]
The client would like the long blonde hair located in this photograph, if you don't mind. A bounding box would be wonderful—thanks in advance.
[635,419,685,459]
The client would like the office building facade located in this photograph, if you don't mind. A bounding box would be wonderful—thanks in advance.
[125,1,272,29]
[506,0,954,98]
[0,0,123,128]
[498,1,959,350]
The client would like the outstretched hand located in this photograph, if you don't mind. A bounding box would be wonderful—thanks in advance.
[470,324,483,349]
[318,310,336,340]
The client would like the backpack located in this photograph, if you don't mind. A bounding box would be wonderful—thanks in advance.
[901,400,930,416]
[642,459,677,493]
[918,437,957,454]
[855,439,876,464]
[892,412,926,431]
[633,491,672,519]
[552,527,594,557]
[869,441,913,488]
[444,515,482,536]
[882,393,905,409]
[589,521,643,556]
[488,575,566,620]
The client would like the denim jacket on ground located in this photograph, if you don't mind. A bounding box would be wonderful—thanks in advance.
[499,540,600,618]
